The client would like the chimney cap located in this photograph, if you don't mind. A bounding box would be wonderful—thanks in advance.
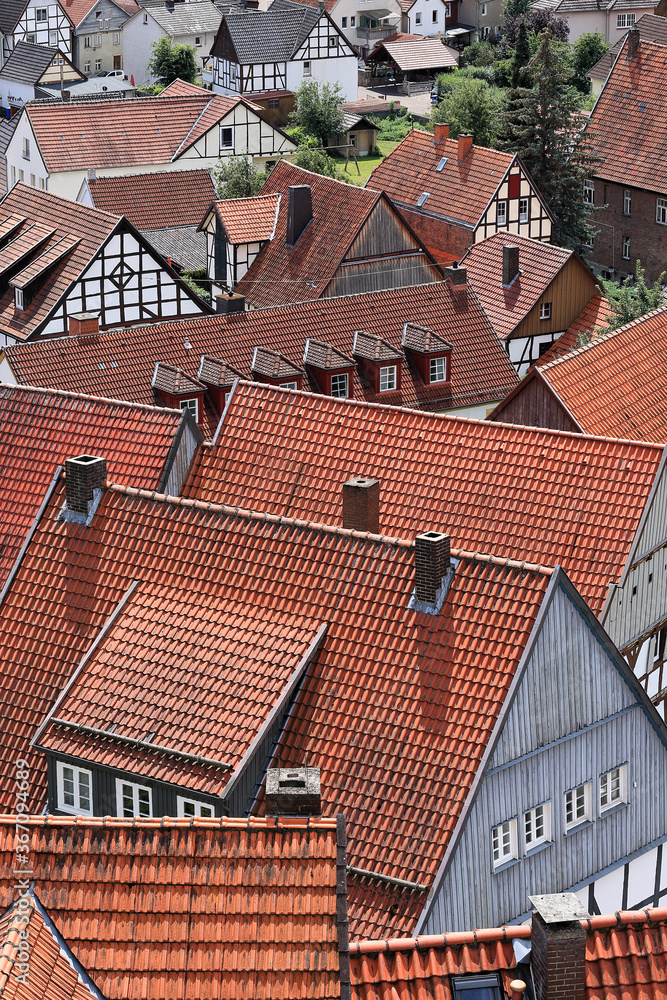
[265,766,321,815]
[528,893,590,924]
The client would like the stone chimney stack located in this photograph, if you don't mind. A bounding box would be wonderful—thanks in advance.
[265,766,321,815]
[286,185,313,246]
[342,477,380,533]
[529,894,589,1000]
[502,244,520,286]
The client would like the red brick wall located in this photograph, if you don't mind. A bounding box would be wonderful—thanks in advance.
[397,206,473,261]
[589,178,667,283]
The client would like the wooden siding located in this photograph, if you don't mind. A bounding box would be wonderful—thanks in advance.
[325,254,440,298]
[345,198,427,259]
[162,420,201,497]
[491,372,582,433]
[509,257,598,345]
[419,582,667,933]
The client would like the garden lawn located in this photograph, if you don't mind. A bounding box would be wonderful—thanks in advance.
[338,140,399,186]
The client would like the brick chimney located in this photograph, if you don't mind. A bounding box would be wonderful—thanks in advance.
[68,312,99,337]
[265,766,321,815]
[627,25,640,58]
[286,185,313,246]
[457,133,473,160]
[65,455,106,517]
[215,293,245,314]
[342,477,380,533]
[502,244,520,286]
[529,894,589,1000]
[434,122,449,144]
[415,531,450,604]
[443,261,467,286]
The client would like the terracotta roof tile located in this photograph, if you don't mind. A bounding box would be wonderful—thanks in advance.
[252,346,304,378]
[367,130,515,228]
[304,338,355,369]
[401,321,452,352]
[211,193,282,243]
[87,169,216,230]
[198,354,245,386]
[152,360,205,394]
[352,330,403,361]
[3,280,519,411]
[0,816,342,999]
[535,291,614,366]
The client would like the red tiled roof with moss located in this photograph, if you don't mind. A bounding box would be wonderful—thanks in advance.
[0,816,343,999]
[87,169,215,230]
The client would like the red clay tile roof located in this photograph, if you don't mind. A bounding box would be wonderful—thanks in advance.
[535,305,667,441]
[461,233,577,341]
[535,291,614,366]
[198,354,245,386]
[304,338,355,369]
[183,381,664,615]
[252,346,303,377]
[152,360,205,394]
[367,130,515,228]
[349,908,667,1000]
[210,193,282,243]
[25,93,238,173]
[587,37,667,193]
[87,169,216,230]
[0,816,343,999]
[352,330,403,361]
[2,281,519,411]
[0,382,185,590]
[402,321,452,352]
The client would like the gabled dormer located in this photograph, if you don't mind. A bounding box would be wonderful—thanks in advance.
[401,323,453,386]
[251,347,304,390]
[197,355,244,417]
[352,330,403,395]
[303,339,356,399]
[152,361,206,424]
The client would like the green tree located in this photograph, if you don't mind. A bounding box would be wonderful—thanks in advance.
[290,146,342,178]
[571,31,608,92]
[501,28,599,252]
[289,80,345,146]
[502,0,532,25]
[431,77,503,146]
[212,155,266,199]
[601,262,666,329]
[511,20,531,89]
[148,36,198,86]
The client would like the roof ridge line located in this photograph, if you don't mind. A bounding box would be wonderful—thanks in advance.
[6,181,123,223]
[0,381,183,415]
[451,546,554,576]
[0,813,339,829]
[542,304,667,370]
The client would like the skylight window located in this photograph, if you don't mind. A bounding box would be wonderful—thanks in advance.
[417,192,430,207]
[436,157,448,172]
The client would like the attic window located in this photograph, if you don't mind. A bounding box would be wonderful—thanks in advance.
[451,974,503,1000]
[417,192,430,207]
[430,357,447,382]
[14,288,23,311]
[180,398,199,421]
[220,126,234,149]
[328,35,337,46]
[143,11,148,22]
[436,156,448,172]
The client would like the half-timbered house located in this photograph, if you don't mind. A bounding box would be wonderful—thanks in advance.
[0,0,73,68]
[367,124,554,260]
[0,183,211,345]
[0,41,84,117]
[209,0,358,102]
[200,192,282,293]
[4,83,295,200]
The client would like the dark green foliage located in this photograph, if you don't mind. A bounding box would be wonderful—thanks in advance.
[290,147,342,178]
[212,156,266,199]
[289,80,345,146]
[511,21,531,88]
[368,107,413,142]
[501,10,569,53]
[461,40,497,67]
[148,35,198,86]
[182,270,211,304]
[571,31,608,92]
[431,76,504,146]
[502,0,532,22]
[601,262,667,329]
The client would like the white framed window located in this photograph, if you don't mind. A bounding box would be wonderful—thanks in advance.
[565,782,592,830]
[14,288,24,311]
[18,169,24,182]
[84,35,91,47]
[350,15,356,25]
[230,63,237,83]
[95,59,101,71]
[22,138,30,160]
[49,29,57,44]
[195,35,202,45]
[481,2,487,14]
[177,796,215,818]
[116,778,152,818]
[524,802,551,849]
[600,765,627,812]
[84,60,90,72]
[180,398,199,421]
[379,365,397,391]
[622,236,630,260]
[113,31,120,44]
[57,762,93,815]
[303,60,311,76]
[29,173,35,186]
[36,7,48,20]
[280,380,298,389]
[430,356,447,382]
[331,372,349,398]
[657,198,667,225]
[539,302,551,320]
[445,2,451,13]
[94,33,102,45]
[496,200,506,226]
[26,33,37,43]
[143,11,148,22]
[328,35,337,46]
[492,819,517,868]
[432,8,438,20]
[342,16,347,26]
[519,198,529,223]
[617,12,635,26]
[350,133,357,147]
[10,165,16,187]
[415,11,422,23]
[39,176,46,190]
[623,189,631,214]
[220,126,234,149]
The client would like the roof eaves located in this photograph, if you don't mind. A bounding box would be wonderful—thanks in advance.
[28,891,107,1000]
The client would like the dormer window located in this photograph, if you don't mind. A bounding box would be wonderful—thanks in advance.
[251,347,304,389]
[14,288,24,311]
[331,373,349,398]
[152,362,206,423]
[180,398,199,421]
[352,330,403,395]
[303,339,356,399]
[402,323,453,387]
[379,365,397,391]
[430,356,447,382]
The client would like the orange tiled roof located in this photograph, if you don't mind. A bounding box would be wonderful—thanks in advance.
[25,92,238,173]
[461,232,576,341]
[349,908,667,999]
[367,130,515,228]
[87,169,216,230]
[587,38,667,193]
[0,816,344,999]
[535,291,614,366]
[211,192,282,243]
[182,381,664,615]
[2,280,520,412]
[61,0,137,25]
[536,305,667,441]
[0,382,186,589]
[0,476,554,940]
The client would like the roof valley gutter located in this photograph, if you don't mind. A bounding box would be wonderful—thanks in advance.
[0,465,62,610]
[211,376,241,447]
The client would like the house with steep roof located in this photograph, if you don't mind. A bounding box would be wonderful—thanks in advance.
[587,11,667,92]
[1,427,666,938]
[3,84,295,200]
[0,278,520,421]
[209,0,358,102]
[0,41,84,116]
[123,0,222,85]
[531,0,655,43]
[460,232,600,373]
[367,125,554,260]
[217,160,444,306]
[71,0,139,78]
[584,30,667,282]
[0,183,211,345]
[533,289,614,364]
[0,814,348,999]
[78,167,216,272]
[367,36,460,80]
[0,1,74,68]
[200,190,281,291]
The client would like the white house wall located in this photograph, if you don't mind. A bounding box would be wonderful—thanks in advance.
[4,116,47,192]
[13,0,72,58]
[563,7,654,43]
[406,0,450,36]
[122,11,163,86]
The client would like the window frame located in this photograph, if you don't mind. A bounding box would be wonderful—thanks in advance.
[84,35,91,47]
[220,125,234,149]
[623,189,631,215]
[539,302,552,321]
[115,777,152,818]
[328,35,337,47]
[177,795,215,818]
[432,8,438,21]
[481,2,487,14]
[57,761,93,815]
[49,29,57,44]
[303,59,312,76]
[583,179,594,205]
[22,137,30,160]
[599,765,627,813]
[95,59,101,71]
[330,372,349,398]
[564,781,592,831]
[519,197,529,223]
[496,200,507,226]
[379,364,397,392]
[491,818,518,870]
[415,11,422,23]
[657,198,667,225]
[35,7,48,20]
[523,801,551,851]
[180,398,199,421]
[350,15,356,25]
[429,356,447,383]
[451,973,503,1000]
[622,236,630,260]
[342,16,347,26]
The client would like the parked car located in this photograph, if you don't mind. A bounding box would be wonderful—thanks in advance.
[93,69,128,80]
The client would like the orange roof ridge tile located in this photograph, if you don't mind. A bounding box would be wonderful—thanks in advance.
[541,304,667,370]
[5,180,121,223]
[581,906,667,929]
[450,547,555,577]
[0,381,182,415]
[0,813,338,829]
